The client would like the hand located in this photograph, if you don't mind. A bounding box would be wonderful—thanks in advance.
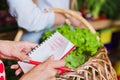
[0,40,37,61]
[53,10,81,28]
[68,10,81,27]
[20,56,65,80]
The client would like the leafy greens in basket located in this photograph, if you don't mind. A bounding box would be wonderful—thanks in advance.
[40,24,102,69]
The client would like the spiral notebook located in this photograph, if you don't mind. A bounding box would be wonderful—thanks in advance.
[18,32,75,73]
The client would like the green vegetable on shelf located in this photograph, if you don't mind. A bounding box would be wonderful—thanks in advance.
[85,0,106,19]
[40,24,102,69]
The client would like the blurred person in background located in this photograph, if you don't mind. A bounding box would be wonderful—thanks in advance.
[7,0,81,43]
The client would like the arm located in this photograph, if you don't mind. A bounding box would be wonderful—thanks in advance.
[7,0,81,32]
[7,0,65,32]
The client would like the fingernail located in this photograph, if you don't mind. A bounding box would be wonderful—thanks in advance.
[11,65,15,69]
[16,71,20,76]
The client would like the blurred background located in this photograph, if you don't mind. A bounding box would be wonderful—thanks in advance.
[0,0,120,80]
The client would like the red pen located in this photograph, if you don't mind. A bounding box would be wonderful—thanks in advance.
[23,60,75,72]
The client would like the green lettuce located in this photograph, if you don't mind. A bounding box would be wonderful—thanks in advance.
[40,24,102,69]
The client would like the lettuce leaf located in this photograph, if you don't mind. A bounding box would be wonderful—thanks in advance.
[40,24,102,69]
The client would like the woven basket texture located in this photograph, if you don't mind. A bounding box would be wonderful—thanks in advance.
[50,8,117,80]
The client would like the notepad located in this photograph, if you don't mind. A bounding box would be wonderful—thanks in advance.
[18,32,75,73]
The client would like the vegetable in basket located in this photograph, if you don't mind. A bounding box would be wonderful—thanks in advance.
[40,24,102,69]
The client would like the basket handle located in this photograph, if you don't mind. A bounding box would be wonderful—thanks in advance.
[14,28,24,41]
[50,8,100,40]
[50,8,96,34]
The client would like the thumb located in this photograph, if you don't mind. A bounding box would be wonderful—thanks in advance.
[52,59,65,68]
[48,55,54,61]
[45,55,54,63]
[47,55,65,68]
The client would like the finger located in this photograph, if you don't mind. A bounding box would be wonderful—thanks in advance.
[44,56,65,68]
[49,77,56,80]
[11,64,20,69]
[49,55,54,61]
[48,69,57,80]
[44,55,54,63]
[72,10,81,16]
[11,64,23,76]
[22,41,38,49]
[15,52,31,61]
[76,11,81,15]
[20,42,38,54]
[42,55,65,71]
[22,47,32,54]
[15,68,22,76]
[52,59,65,68]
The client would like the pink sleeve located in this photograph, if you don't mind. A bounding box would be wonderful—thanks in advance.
[0,60,6,80]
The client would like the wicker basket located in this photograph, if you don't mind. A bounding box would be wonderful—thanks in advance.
[50,8,117,80]
[14,8,117,80]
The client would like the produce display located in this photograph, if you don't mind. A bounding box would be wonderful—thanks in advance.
[114,61,120,80]
[76,0,120,20]
[40,24,102,69]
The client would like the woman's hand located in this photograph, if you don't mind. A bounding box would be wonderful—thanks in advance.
[68,11,81,27]
[53,10,81,27]
[0,40,37,61]
[20,56,65,80]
